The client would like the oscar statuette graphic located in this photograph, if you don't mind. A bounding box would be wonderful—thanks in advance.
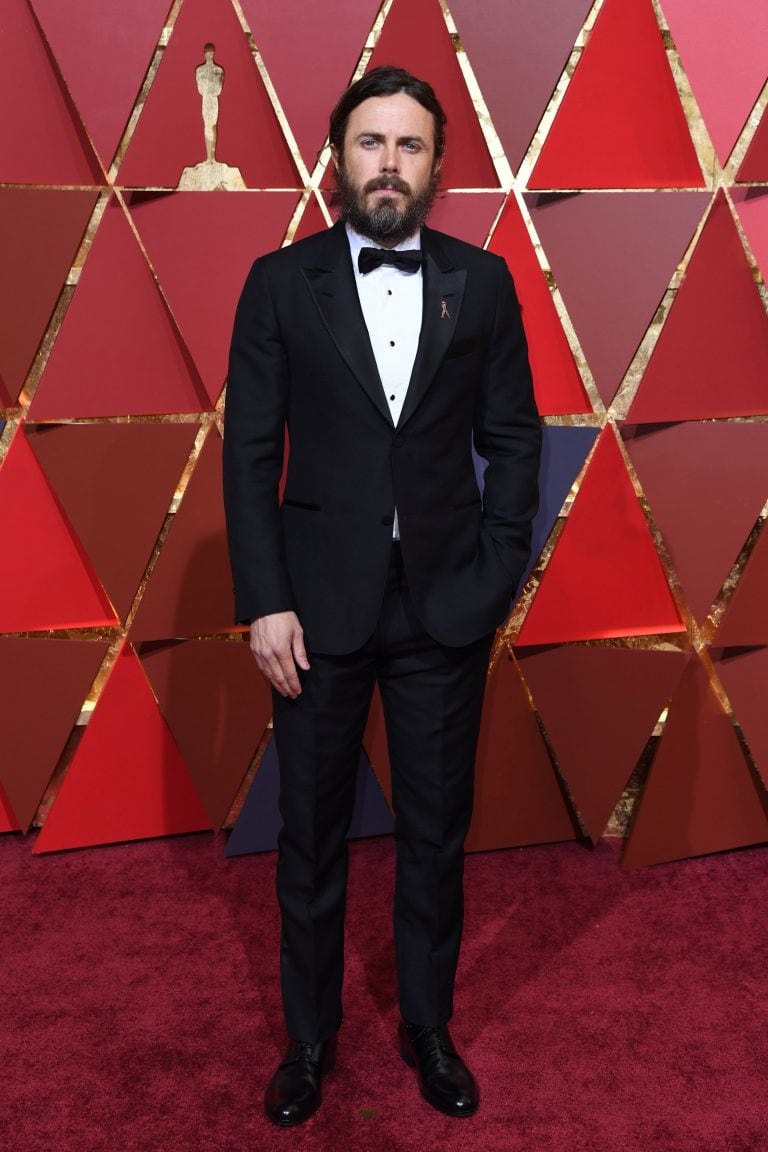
[178,43,246,190]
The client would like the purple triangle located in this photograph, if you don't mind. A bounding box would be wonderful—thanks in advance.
[225,742,392,857]
[526,191,709,405]
[475,425,599,597]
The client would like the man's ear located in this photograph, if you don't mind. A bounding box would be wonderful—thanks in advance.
[330,145,340,173]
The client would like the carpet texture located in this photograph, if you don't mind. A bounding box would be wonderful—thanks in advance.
[2,833,766,1151]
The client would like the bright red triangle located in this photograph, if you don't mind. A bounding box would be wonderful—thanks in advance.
[0,189,98,402]
[0,782,21,833]
[29,0,170,169]
[529,0,703,189]
[33,646,211,853]
[28,199,208,420]
[517,430,684,644]
[468,651,579,850]
[627,193,768,421]
[117,0,298,188]
[731,188,768,285]
[129,191,298,403]
[489,194,591,415]
[715,524,768,646]
[240,0,381,171]
[525,190,709,406]
[737,108,768,182]
[129,428,233,640]
[1,0,102,184]
[623,657,768,868]
[662,0,768,167]
[27,422,198,621]
[361,0,498,189]
[0,428,116,632]
[0,638,108,832]
[716,648,768,789]
[517,646,687,841]
[140,639,272,829]
[624,422,768,622]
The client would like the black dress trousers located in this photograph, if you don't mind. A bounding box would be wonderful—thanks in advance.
[271,542,494,1043]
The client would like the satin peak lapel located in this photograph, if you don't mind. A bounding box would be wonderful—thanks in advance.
[398,245,465,428]
[301,230,393,426]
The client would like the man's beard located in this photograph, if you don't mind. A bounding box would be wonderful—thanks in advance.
[331,168,439,246]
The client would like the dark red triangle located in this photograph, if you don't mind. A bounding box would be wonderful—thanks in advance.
[2,0,102,184]
[715,525,768,646]
[0,189,98,403]
[0,638,108,832]
[731,188,768,285]
[240,0,381,171]
[737,108,768,182]
[429,192,505,247]
[140,639,272,829]
[526,191,709,406]
[128,191,298,404]
[715,648,768,789]
[517,646,687,841]
[0,428,116,632]
[292,194,331,243]
[468,651,579,850]
[449,0,593,173]
[627,192,768,421]
[623,657,768,868]
[0,782,20,833]
[517,430,684,644]
[528,0,703,189]
[29,0,170,169]
[28,199,208,420]
[624,422,768,622]
[117,0,298,188]
[33,645,211,853]
[364,655,579,851]
[489,194,591,415]
[361,0,498,189]
[662,0,768,167]
[129,428,233,641]
[26,422,198,620]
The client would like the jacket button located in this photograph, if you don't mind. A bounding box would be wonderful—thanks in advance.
[381,515,394,526]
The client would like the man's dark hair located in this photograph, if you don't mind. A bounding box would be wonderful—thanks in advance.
[329,65,447,162]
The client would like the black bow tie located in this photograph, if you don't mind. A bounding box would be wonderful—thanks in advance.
[358,247,423,275]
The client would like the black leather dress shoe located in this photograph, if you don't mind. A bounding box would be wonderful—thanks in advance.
[264,1036,337,1127]
[399,1020,479,1117]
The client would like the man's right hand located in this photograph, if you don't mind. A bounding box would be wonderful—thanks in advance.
[249,611,310,699]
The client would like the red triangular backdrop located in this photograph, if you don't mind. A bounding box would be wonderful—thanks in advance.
[34,646,211,853]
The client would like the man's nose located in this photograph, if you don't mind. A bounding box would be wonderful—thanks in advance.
[380,143,399,171]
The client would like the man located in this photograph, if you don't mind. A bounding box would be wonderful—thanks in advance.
[223,66,541,1126]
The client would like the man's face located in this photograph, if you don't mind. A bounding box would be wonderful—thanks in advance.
[332,92,441,246]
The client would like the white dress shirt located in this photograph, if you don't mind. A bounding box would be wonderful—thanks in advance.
[346,224,423,537]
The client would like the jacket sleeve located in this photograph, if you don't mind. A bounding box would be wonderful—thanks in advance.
[473,256,542,591]
[222,257,296,624]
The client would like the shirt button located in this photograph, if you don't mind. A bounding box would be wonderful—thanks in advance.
[389,340,395,347]
[389,394,395,401]
[387,289,392,296]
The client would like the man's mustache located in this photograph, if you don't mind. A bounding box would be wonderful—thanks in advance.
[364,175,412,196]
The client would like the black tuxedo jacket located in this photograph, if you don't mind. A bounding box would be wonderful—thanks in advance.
[223,220,541,654]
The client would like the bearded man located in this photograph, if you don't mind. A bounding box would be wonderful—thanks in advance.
[223,65,541,1127]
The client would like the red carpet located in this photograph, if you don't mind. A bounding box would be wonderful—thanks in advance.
[2,833,766,1151]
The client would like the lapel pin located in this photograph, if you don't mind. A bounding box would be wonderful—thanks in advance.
[440,300,450,319]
